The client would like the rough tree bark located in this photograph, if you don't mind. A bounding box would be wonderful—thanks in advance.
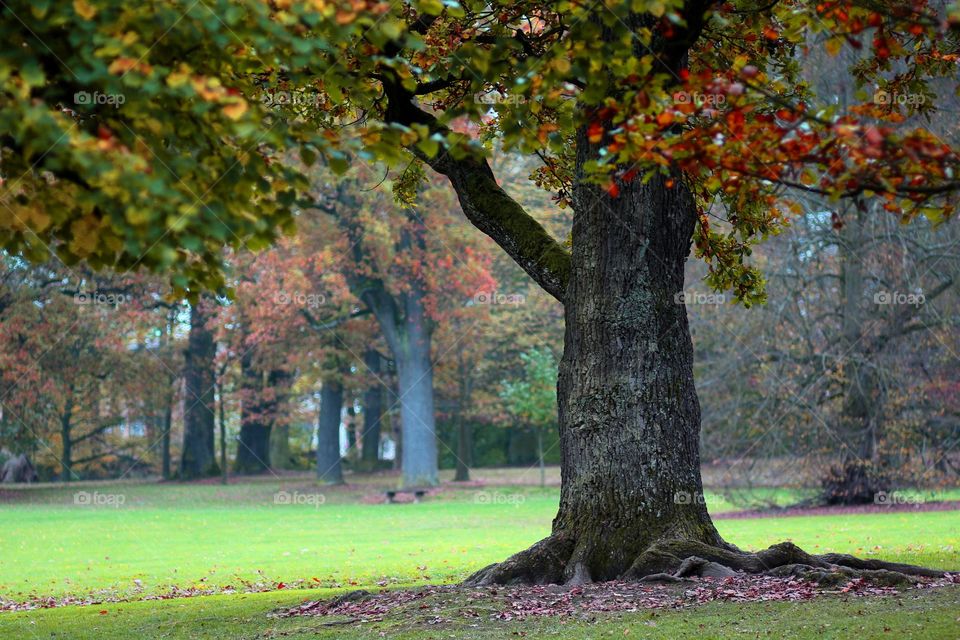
[316,376,344,485]
[180,298,219,479]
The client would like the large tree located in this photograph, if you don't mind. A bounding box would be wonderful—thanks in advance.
[286,0,960,584]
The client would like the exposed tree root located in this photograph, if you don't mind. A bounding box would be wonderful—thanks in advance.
[465,536,946,588]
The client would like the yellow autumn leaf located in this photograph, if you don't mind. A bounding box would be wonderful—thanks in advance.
[222,98,248,120]
[69,215,102,257]
[73,0,96,20]
[166,64,192,88]
[108,57,138,75]
[825,37,843,57]
[25,206,52,232]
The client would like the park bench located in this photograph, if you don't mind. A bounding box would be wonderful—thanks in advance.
[384,488,428,503]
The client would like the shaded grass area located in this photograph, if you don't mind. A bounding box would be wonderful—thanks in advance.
[1,584,958,639]
[1,480,958,600]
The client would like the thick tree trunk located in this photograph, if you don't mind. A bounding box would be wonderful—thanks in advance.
[553,149,723,582]
[361,348,383,465]
[235,350,272,474]
[468,130,725,585]
[180,299,219,479]
[316,378,344,484]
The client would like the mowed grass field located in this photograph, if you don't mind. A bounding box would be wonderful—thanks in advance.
[2,475,958,600]
[1,473,959,638]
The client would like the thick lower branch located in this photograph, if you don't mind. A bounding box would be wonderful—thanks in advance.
[380,79,570,302]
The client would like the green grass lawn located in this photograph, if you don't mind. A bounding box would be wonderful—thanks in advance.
[1,479,958,600]
[1,477,958,638]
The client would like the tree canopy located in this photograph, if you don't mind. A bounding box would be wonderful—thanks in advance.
[6,1,960,302]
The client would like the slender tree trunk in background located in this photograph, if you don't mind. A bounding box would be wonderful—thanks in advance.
[454,414,471,482]
[316,378,344,484]
[361,349,384,465]
[391,383,402,472]
[536,427,545,489]
[363,290,438,487]
[824,210,888,504]
[234,350,272,474]
[344,210,439,487]
[346,405,358,458]
[160,313,175,481]
[395,318,438,487]
[269,422,291,470]
[218,378,228,485]
[453,352,472,482]
[161,385,173,480]
[180,299,219,479]
[60,393,74,482]
[267,369,294,470]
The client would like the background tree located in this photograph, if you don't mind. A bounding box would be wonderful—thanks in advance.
[499,348,559,487]
[180,297,219,479]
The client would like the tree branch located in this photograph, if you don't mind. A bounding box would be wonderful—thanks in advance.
[379,77,570,303]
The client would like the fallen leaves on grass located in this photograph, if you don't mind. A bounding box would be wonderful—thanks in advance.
[278,573,960,625]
